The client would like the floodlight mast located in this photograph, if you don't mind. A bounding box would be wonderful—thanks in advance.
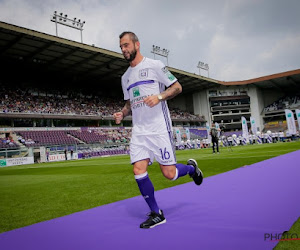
[197,61,209,77]
[151,45,170,66]
[51,11,86,43]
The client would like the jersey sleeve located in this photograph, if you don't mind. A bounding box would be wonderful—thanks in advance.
[121,76,129,100]
[155,60,178,87]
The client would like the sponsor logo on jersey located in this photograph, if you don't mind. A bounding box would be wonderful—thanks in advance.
[167,71,175,81]
[139,68,148,79]
[161,67,175,81]
[130,94,151,109]
[133,87,140,97]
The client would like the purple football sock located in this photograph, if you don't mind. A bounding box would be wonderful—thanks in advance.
[135,172,160,214]
[173,163,195,180]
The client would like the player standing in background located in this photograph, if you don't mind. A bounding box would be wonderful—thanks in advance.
[210,124,220,153]
[113,31,203,229]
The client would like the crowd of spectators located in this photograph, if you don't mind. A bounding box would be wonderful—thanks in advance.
[77,145,129,159]
[0,136,19,149]
[264,95,300,112]
[0,87,124,117]
[170,108,205,120]
[0,86,202,120]
[93,128,131,144]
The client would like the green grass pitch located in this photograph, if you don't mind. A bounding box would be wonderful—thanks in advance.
[0,142,299,248]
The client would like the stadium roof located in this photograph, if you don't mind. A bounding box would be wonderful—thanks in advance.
[0,21,299,94]
[0,21,219,93]
[218,69,300,93]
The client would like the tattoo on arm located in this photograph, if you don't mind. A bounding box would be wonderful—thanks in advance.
[121,100,131,117]
[161,82,182,100]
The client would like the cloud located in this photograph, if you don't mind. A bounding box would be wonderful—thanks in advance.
[0,0,300,81]
[257,34,300,73]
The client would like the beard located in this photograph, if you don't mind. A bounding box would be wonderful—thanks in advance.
[124,48,137,62]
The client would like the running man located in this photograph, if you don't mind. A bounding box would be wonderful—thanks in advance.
[113,31,203,229]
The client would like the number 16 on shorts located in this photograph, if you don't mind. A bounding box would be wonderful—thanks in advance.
[159,147,170,160]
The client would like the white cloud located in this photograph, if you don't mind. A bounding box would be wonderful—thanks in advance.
[0,0,300,81]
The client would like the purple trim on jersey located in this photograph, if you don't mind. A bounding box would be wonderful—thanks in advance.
[159,83,176,162]
[162,103,171,132]
[168,130,176,162]
[159,83,172,133]
[126,80,155,91]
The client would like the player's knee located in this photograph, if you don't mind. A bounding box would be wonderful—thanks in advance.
[133,160,149,175]
[133,167,145,175]
[133,165,146,175]
[161,168,176,180]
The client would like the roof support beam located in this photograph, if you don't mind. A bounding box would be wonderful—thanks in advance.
[64,52,100,72]
[269,79,284,92]
[0,34,23,56]
[286,76,299,88]
[24,42,55,62]
[79,57,125,77]
[46,48,77,68]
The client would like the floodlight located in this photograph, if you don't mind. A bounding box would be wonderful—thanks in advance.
[50,11,86,43]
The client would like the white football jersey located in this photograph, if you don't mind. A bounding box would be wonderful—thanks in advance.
[122,57,177,136]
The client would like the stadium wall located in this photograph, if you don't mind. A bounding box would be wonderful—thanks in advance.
[192,84,267,131]
[168,95,187,110]
[185,95,195,114]
[193,90,210,126]
[168,94,194,114]
[248,86,264,131]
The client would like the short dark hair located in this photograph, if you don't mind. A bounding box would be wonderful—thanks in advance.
[119,31,139,43]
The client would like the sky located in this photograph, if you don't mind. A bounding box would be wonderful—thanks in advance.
[0,0,300,81]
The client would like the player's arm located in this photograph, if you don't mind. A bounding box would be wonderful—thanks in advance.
[144,81,182,107]
[160,81,182,100]
[113,100,131,124]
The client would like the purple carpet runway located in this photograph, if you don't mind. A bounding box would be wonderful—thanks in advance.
[1,150,300,250]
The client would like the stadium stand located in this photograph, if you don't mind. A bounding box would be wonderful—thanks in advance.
[13,127,132,148]
[0,86,202,123]
[0,21,299,163]
[17,130,78,147]
[68,130,108,144]
[264,95,300,112]
[170,108,204,121]
[0,139,19,149]
[77,145,129,159]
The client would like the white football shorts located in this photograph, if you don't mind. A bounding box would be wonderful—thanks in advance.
[130,132,176,166]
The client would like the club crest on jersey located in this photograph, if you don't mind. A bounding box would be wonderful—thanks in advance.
[133,87,140,97]
[139,69,148,79]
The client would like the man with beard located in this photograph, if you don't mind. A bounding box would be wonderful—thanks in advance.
[113,31,203,229]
